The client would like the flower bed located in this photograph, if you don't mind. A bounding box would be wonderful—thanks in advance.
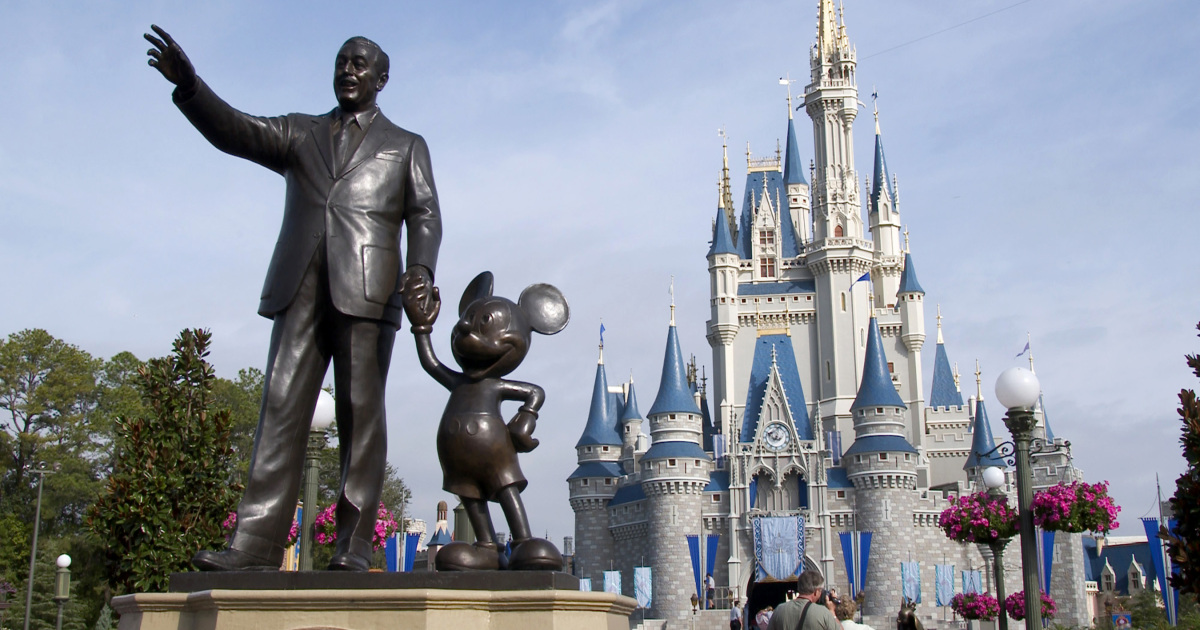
[951,592,1000,620]
[314,502,399,550]
[1031,481,1120,534]
[223,511,299,545]
[938,491,1018,543]
[1004,591,1056,621]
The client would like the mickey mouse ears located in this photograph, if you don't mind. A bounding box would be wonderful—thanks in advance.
[519,283,569,335]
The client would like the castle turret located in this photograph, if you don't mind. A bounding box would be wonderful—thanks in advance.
[569,343,622,585]
[896,249,926,445]
[923,309,970,487]
[708,202,741,435]
[642,304,711,623]
[843,315,917,621]
[868,107,903,304]
[964,362,1006,475]
[783,88,812,245]
[618,379,643,474]
[928,311,964,410]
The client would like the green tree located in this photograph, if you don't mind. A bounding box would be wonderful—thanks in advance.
[1129,588,1168,630]
[4,539,90,630]
[0,329,103,525]
[1168,322,1200,595]
[210,367,262,486]
[87,329,242,594]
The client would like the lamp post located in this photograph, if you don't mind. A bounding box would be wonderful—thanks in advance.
[23,465,54,630]
[52,555,70,630]
[996,368,1042,630]
[300,390,336,571]
[983,466,1009,630]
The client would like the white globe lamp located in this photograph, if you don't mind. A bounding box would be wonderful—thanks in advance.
[312,390,336,430]
[982,466,1005,490]
[994,367,1040,411]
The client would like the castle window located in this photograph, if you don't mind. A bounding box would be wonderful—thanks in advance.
[695,460,700,467]
[586,447,592,453]
[840,293,846,311]
[712,495,721,502]
[759,230,775,246]
[836,490,846,499]
[581,479,589,486]
[807,296,812,301]
[604,478,613,485]
[888,362,894,373]
[876,407,883,414]
[602,446,609,452]
[834,225,844,237]
[668,459,677,467]
[826,361,831,381]
[904,454,910,461]
[759,257,776,278]
[878,453,887,461]
[670,414,676,419]
[741,299,747,304]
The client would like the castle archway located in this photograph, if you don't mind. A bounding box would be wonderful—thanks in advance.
[743,555,821,626]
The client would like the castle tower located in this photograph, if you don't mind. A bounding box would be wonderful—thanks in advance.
[897,249,926,444]
[868,106,904,304]
[619,379,644,474]
[804,0,874,444]
[924,309,970,487]
[707,202,741,446]
[642,304,712,623]
[568,343,622,585]
[963,362,1006,482]
[783,85,813,245]
[843,315,917,620]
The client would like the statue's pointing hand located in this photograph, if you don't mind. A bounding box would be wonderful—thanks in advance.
[144,25,197,91]
[401,267,440,334]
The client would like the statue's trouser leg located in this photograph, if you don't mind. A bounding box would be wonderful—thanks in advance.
[496,485,531,542]
[462,498,497,546]
[231,252,332,564]
[328,307,394,560]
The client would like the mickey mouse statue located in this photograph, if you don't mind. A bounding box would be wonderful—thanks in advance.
[403,271,568,571]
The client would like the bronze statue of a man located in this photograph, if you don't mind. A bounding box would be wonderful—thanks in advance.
[145,26,441,571]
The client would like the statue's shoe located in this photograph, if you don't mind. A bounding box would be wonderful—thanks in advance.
[508,538,563,571]
[192,548,277,571]
[328,552,371,571]
[435,541,502,571]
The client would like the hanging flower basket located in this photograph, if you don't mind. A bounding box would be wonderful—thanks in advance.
[950,592,1000,621]
[1004,591,1056,621]
[223,511,300,545]
[314,502,400,550]
[938,491,1018,543]
[1031,481,1120,534]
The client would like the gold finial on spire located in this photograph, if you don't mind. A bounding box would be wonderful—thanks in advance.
[719,128,734,218]
[669,276,676,326]
[838,0,848,47]
[598,318,604,365]
[903,226,910,253]
[936,304,944,345]
[872,87,881,135]
[953,362,961,392]
[974,359,983,400]
[1027,332,1036,373]
[745,141,752,174]
[779,75,795,120]
[818,0,839,56]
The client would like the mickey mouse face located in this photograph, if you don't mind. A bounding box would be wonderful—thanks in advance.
[451,297,530,379]
[449,272,570,380]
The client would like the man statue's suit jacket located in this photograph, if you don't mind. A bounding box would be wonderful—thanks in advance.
[174,78,441,324]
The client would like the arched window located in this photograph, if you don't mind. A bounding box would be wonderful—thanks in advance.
[834,225,844,237]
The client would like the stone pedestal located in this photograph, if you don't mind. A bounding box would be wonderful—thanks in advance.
[112,572,636,630]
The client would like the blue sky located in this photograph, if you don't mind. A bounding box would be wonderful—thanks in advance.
[2,1,1197,546]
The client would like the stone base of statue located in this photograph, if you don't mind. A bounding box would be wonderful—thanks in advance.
[111,572,636,630]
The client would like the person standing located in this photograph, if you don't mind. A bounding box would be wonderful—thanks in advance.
[731,598,744,630]
[767,571,841,630]
[144,26,441,572]
[706,572,717,608]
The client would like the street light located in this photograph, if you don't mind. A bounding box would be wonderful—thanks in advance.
[53,555,70,630]
[300,390,336,571]
[982,466,1009,630]
[23,465,55,630]
[996,367,1042,630]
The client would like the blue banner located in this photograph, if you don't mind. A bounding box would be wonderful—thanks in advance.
[1142,517,1179,625]
[839,531,871,597]
[603,570,621,595]
[404,532,420,572]
[634,566,652,608]
[753,516,805,581]
[385,532,400,572]
[1040,530,1055,594]
[839,532,856,596]
[901,561,921,603]
[579,578,592,591]
[706,534,720,609]
[962,570,982,595]
[749,477,758,509]
[688,534,703,605]
[859,532,872,593]
[935,564,955,606]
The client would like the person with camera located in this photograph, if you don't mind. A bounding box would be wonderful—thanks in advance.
[767,570,841,630]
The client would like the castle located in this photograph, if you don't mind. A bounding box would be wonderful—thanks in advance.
[568,2,1091,627]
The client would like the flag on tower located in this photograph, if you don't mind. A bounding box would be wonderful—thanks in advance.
[1016,342,1030,358]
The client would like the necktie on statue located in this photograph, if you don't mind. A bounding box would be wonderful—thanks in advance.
[333,114,363,171]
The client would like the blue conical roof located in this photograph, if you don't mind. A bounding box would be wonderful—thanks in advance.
[1039,394,1056,442]
[897,252,925,295]
[708,206,738,256]
[783,118,807,185]
[620,381,642,421]
[964,398,1006,469]
[740,335,811,442]
[648,324,702,416]
[576,359,621,447]
[869,127,895,214]
[929,342,963,408]
[851,317,907,411]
